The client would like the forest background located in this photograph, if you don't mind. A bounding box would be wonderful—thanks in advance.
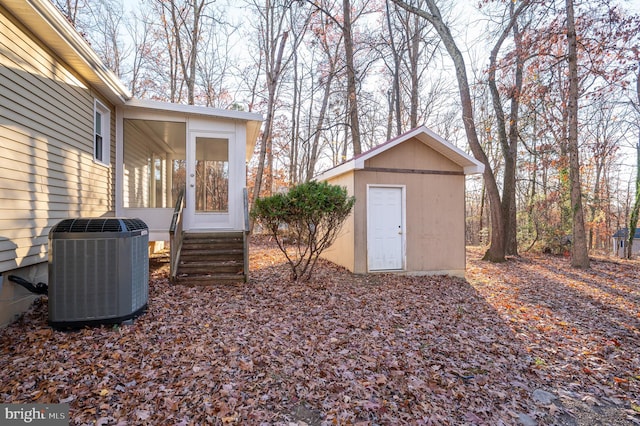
[53,0,640,260]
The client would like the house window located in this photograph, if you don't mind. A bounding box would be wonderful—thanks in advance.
[94,100,110,164]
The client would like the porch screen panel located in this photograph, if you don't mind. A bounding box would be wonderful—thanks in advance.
[123,138,150,208]
[195,137,229,212]
[123,119,186,209]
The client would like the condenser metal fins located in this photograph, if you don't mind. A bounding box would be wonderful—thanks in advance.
[48,218,149,329]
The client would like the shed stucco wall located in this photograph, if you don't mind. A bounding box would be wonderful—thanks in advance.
[320,136,467,276]
[365,137,462,172]
[318,172,357,272]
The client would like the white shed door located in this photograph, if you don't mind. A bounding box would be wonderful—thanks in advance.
[368,186,404,271]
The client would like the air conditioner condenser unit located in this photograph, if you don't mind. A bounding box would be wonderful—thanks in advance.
[48,218,149,329]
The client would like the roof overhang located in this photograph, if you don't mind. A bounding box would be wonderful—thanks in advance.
[316,125,485,181]
[123,99,263,161]
[2,0,132,105]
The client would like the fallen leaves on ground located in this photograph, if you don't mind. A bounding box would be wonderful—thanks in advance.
[466,248,640,424]
[0,240,638,425]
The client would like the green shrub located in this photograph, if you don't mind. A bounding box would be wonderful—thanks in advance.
[252,181,355,281]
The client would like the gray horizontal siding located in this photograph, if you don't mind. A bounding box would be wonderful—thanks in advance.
[0,7,115,272]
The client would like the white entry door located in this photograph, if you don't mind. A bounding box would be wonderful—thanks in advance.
[186,132,234,230]
[367,186,404,271]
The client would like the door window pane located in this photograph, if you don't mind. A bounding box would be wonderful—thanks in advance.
[195,137,229,212]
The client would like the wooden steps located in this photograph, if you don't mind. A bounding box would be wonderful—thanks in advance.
[175,232,246,285]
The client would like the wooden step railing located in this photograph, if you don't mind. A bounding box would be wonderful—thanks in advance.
[243,187,249,283]
[169,189,185,282]
[169,187,250,285]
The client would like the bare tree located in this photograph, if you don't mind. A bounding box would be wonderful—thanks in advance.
[485,0,530,256]
[125,8,156,98]
[565,0,589,268]
[392,0,506,261]
[342,0,362,155]
[90,0,126,77]
[148,0,182,102]
[165,0,209,105]
[249,0,294,209]
[381,0,440,136]
[53,0,83,25]
[305,13,343,181]
[627,63,640,258]
[197,16,239,108]
[303,0,370,156]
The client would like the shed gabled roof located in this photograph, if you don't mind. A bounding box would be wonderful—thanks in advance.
[613,228,640,239]
[315,126,485,181]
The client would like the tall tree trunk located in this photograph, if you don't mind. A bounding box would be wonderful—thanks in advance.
[386,88,394,140]
[385,0,402,136]
[187,0,203,105]
[306,66,336,181]
[393,0,505,261]
[252,30,289,208]
[479,181,486,244]
[62,0,80,24]
[343,0,362,155]
[408,12,420,129]
[628,65,640,257]
[487,1,528,257]
[626,64,640,258]
[628,141,640,258]
[290,44,300,185]
[169,0,203,105]
[504,15,524,256]
[565,0,590,268]
[156,3,180,102]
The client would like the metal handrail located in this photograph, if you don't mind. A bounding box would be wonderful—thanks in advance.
[169,189,185,282]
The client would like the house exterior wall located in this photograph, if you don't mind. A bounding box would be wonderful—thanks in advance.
[321,136,467,276]
[0,6,116,325]
[318,171,357,272]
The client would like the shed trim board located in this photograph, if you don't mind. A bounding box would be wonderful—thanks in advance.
[363,167,464,176]
[366,185,406,272]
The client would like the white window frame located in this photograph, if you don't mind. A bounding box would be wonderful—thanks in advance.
[94,99,110,165]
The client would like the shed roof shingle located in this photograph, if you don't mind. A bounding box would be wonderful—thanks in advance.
[613,228,640,238]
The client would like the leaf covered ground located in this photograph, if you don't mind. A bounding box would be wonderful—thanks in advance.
[1,240,639,425]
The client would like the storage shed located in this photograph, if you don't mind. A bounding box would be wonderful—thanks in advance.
[612,228,640,258]
[316,126,484,277]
